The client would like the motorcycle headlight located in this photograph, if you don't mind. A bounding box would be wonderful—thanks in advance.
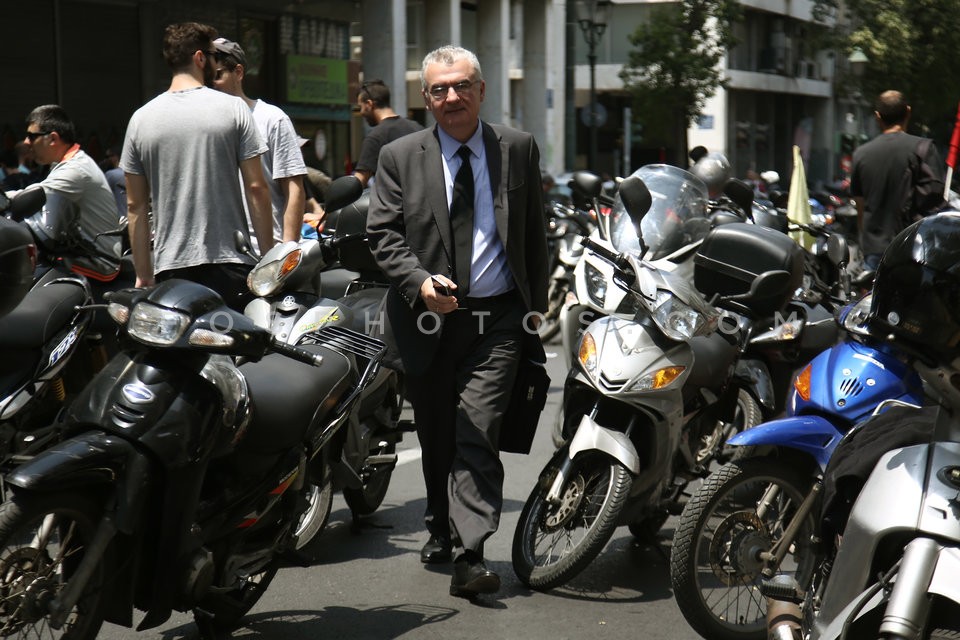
[585,262,606,307]
[652,290,710,341]
[127,302,190,346]
[578,332,598,377]
[630,366,686,392]
[247,249,302,297]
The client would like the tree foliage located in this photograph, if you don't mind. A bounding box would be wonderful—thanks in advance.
[619,0,741,165]
[814,0,960,140]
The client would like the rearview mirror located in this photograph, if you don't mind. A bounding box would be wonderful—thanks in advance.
[723,178,755,216]
[569,171,603,200]
[826,233,849,267]
[617,175,652,223]
[324,175,364,212]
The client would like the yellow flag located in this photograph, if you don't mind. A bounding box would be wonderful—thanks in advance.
[787,145,815,250]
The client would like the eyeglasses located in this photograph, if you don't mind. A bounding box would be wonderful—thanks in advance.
[426,80,478,100]
[25,131,50,142]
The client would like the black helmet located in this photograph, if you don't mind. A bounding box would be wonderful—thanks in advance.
[870,213,960,361]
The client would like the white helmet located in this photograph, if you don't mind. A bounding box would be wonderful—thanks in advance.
[691,152,732,198]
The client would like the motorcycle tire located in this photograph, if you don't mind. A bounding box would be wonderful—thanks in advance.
[670,458,817,640]
[343,441,396,516]
[198,559,281,631]
[512,448,632,591]
[0,489,107,640]
[294,478,334,552]
[696,389,763,467]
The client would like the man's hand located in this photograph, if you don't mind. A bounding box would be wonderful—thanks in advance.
[420,275,459,314]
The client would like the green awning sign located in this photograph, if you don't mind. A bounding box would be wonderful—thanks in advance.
[286,55,348,104]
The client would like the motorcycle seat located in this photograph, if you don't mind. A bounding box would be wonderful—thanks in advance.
[239,344,355,453]
[0,278,88,349]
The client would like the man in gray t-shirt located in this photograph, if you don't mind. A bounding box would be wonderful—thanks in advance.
[120,22,273,311]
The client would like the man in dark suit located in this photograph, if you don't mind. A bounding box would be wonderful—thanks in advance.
[367,45,548,598]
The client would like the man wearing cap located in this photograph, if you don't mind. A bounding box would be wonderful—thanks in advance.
[212,37,307,247]
[121,22,274,311]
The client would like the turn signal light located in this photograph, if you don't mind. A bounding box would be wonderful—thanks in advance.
[794,363,812,402]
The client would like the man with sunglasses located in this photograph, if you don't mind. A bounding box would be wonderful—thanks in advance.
[353,79,423,188]
[22,104,121,280]
[212,37,306,249]
[367,45,548,598]
[120,22,273,311]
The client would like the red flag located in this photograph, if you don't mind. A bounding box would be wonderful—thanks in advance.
[947,100,960,169]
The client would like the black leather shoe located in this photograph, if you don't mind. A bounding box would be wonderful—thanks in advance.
[449,556,500,598]
[420,535,452,564]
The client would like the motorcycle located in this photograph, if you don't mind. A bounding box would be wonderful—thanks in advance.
[669,285,924,640]
[241,175,406,552]
[0,187,120,488]
[512,170,805,591]
[761,212,960,640]
[539,179,599,343]
[0,277,385,638]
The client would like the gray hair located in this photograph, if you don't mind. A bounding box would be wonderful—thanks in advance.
[420,45,483,90]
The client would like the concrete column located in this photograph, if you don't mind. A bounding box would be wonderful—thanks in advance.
[523,0,564,176]
[420,0,461,125]
[476,0,509,125]
[361,0,407,113]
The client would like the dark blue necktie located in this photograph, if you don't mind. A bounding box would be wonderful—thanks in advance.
[451,146,475,297]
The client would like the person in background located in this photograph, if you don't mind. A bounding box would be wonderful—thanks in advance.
[367,44,548,599]
[23,104,121,279]
[353,79,423,188]
[212,37,306,249]
[99,146,127,220]
[1,149,31,192]
[121,22,273,311]
[851,89,946,270]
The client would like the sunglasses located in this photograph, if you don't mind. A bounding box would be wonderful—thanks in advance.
[25,131,51,142]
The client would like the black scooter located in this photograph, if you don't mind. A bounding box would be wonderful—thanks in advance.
[0,278,385,638]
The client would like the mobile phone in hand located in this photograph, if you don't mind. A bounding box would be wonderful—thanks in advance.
[431,275,451,297]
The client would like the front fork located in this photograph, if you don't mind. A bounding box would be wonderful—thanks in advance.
[545,413,641,505]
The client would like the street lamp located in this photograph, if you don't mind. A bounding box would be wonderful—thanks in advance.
[576,0,609,170]
[847,48,869,138]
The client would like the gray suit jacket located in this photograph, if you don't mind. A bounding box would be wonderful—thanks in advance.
[367,121,549,375]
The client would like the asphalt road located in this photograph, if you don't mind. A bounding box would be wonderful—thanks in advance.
[97,342,703,640]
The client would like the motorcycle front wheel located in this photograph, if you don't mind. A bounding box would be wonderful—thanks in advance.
[670,458,817,640]
[0,490,107,640]
[537,278,568,343]
[294,478,334,551]
[512,448,632,590]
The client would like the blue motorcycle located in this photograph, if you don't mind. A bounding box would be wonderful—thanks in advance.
[668,294,924,640]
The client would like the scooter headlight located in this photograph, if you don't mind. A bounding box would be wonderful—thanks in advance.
[127,302,190,346]
[247,249,302,297]
[584,262,607,307]
[578,332,598,377]
[652,291,711,341]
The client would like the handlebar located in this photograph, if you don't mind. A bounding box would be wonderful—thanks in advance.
[270,337,324,367]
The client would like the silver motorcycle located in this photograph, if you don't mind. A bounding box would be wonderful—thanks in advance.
[512,169,805,591]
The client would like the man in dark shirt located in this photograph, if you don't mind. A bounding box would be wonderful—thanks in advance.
[353,79,423,188]
[850,90,945,269]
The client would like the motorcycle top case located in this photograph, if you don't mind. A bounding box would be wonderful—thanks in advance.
[693,222,804,316]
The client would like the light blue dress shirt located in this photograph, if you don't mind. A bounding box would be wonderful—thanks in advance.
[437,123,514,298]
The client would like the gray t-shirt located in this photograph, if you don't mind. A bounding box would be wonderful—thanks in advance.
[250,99,307,243]
[41,148,122,268]
[120,86,266,273]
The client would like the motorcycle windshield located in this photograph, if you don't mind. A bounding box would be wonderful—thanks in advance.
[609,164,710,260]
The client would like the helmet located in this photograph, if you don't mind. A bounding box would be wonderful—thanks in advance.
[691,152,732,198]
[869,213,960,362]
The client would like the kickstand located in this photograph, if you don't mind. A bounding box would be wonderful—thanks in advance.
[194,608,225,640]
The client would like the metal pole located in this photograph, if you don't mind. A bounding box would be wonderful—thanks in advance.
[588,49,597,170]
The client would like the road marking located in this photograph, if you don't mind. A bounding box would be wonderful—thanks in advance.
[397,447,422,466]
